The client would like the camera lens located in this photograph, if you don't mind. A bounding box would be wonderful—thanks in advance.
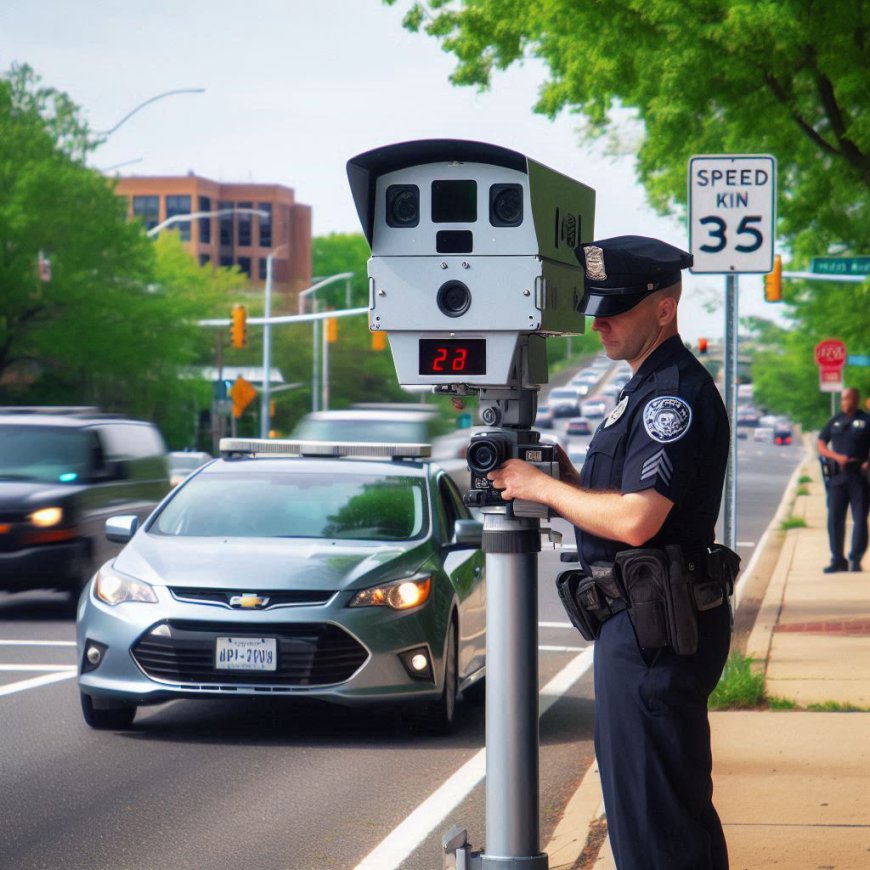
[489,183,523,227]
[467,436,509,474]
[436,280,471,318]
[386,184,419,227]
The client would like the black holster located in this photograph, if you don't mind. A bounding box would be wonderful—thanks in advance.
[556,565,623,642]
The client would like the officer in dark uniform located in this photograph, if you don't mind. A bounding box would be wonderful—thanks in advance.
[487,236,734,869]
[817,387,870,572]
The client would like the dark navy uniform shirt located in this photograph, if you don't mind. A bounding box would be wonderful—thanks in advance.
[576,334,730,568]
[818,410,870,473]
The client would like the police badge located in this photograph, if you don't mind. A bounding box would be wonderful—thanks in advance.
[643,396,692,443]
[583,245,607,281]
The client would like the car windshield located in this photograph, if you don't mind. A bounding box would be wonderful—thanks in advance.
[150,470,428,541]
[550,389,576,399]
[0,425,92,484]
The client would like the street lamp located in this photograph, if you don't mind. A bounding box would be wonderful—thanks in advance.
[98,88,206,138]
[145,208,268,239]
[260,245,288,437]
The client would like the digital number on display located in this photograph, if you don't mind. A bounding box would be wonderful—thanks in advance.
[419,339,486,376]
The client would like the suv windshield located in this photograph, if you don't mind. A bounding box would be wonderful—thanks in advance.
[151,470,428,541]
[0,426,92,484]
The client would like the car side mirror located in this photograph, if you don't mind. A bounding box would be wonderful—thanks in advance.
[452,518,483,548]
[105,515,139,544]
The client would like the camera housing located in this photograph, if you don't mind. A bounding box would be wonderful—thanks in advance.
[347,140,596,388]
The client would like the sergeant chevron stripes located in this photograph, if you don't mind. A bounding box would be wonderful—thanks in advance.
[641,448,673,484]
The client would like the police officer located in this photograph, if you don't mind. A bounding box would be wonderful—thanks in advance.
[487,235,732,869]
[817,387,870,572]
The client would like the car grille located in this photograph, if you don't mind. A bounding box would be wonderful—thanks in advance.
[132,620,368,687]
[168,587,333,608]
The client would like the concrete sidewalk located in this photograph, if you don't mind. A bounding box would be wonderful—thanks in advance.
[547,445,870,869]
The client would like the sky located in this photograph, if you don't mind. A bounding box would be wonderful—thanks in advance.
[0,0,786,342]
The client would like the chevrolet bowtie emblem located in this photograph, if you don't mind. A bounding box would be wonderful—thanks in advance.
[229,593,270,609]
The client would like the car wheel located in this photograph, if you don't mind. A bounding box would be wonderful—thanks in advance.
[80,692,137,730]
[426,619,458,735]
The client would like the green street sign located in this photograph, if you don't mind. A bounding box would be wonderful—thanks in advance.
[810,256,870,276]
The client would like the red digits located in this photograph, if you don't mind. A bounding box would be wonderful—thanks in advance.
[451,348,468,371]
[433,347,448,372]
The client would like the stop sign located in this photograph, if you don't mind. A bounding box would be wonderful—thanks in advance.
[815,339,847,368]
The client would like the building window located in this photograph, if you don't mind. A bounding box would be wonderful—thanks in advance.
[199,196,212,244]
[258,203,272,248]
[219,201,234,246]
[259,258,268,280]
[199,254,211,267]
[237,201,253,247]
[220,255,233,268]
[166,194,192,241]
[132,195,159,231]
[237,257,252,277]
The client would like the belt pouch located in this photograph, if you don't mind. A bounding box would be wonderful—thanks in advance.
[556,570,602,642]
[663,545,699,655]
[614,549,669,650]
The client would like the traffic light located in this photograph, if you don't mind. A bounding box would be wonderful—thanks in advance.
[325,315,338,344]
[764,255,782,302]
[230,304,247,349]
[371,330,388,351]
[698,337,708,355]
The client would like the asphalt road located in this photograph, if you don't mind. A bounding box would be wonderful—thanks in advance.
[0,416,802,870]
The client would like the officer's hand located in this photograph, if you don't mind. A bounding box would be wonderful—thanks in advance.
[487,459,550,503]
[552,443,582,487]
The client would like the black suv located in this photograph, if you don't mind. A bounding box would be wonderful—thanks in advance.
[0,408,171,598]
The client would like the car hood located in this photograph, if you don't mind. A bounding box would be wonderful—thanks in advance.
[0,480,81,509]
[112,534,434,592]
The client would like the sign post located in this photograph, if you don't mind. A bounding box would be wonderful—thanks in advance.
[689,154,777,551]
[815,339,847,415]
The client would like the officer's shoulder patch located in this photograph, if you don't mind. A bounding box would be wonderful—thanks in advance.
[643,395,692,443]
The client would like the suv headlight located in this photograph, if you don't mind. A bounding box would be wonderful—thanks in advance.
[29,506,63,527]
[349,577,431,611]
[94,565,158,606]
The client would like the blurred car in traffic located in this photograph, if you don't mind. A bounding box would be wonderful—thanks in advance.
[737,406,761,427]
[580,397,609,419]
[168,451,213,487]
[567,443,589,468]
[547,387,582,417]
[753,426,775,443]
[292,405,442,445]
[77,439,485,734]
[773,420,794,445]
[534,404,556,429]
[565,417,593,437]
[0,407,170,599]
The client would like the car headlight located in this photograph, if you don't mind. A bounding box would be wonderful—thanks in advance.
[349,577,431,611]
[94,565,158,606]
[29,506,63,527]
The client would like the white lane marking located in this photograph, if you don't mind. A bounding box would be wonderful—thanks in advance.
[0,665,77,672]
[539,645,586,653]
[0,639,76,647]
[736,541,756,548]
[539,621,573,629]
[0,671,77,698]
[352,646,595,870]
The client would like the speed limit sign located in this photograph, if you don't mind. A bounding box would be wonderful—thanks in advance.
[689,154,776,274]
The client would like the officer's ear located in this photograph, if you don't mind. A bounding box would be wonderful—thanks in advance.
[655,292,678,327]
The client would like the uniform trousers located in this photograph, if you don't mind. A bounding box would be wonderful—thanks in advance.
[826,472,869,564]
[594,601,731,869]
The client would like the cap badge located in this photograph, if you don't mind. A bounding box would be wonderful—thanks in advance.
[643,396,692,443]
[583,245,607,281]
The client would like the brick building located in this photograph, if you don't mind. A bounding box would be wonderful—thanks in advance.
[114,174,312,308]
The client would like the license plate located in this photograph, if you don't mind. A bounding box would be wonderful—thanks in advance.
[215,637,277,671]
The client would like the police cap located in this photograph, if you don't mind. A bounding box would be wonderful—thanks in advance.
[574,235,693,317]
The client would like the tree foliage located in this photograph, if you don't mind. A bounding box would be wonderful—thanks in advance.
[385,0,870,427]
[0,64,248,447]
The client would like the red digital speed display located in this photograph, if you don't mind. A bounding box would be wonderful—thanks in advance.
[419,339,486,376]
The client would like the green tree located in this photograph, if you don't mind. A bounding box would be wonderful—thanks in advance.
[311,232,371,308]
[386,0,870,258]
[0,64,249,447]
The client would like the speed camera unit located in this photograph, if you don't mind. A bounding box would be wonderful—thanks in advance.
[347,139,596,388]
